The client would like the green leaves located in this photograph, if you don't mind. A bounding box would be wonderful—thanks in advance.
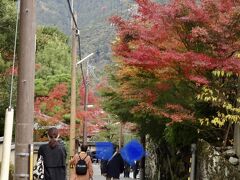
[0,0,17,58]
[35,27,71,96]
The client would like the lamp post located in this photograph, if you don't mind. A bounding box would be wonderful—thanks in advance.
[77,53,94,145]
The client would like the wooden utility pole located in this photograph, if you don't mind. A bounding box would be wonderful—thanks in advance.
[15,0,36,179]
[83,61,89,145]
[69,12,78,175]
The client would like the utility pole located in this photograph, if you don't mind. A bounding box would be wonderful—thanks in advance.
[15,0,36,179]
[69,7,78,177]
[83,61,89,145]
[76,53,94,145]
[69,15,77,156]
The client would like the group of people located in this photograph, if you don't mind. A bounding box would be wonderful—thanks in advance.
[37,127,138,180]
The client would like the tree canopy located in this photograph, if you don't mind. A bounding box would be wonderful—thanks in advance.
[100,0,240,178]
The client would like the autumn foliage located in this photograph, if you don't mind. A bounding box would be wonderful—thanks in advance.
[34,80,107,140]
[109,0,240,124]
[35,83,68,117]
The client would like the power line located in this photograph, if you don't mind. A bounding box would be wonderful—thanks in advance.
[66,0,78,29]
[9,0,20,108]
[66,0,85,83]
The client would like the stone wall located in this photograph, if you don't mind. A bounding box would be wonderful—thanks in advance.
[196,140,240,180]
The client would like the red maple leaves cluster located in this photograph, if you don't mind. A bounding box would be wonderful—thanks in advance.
[35,83,68,117]
[110,0,240,124]
[111,0,240,84]
[34,81,107,140]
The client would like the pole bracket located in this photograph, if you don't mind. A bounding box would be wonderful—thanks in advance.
[15,174,29,178]
[75,29,80,36]
[16,152,29,157]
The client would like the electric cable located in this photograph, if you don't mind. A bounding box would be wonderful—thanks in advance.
[66,0,78,29]
[9,0,20,108]
[66,0,86,84]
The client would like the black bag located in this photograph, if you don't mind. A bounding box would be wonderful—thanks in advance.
[75,155,88,175]
[100,160,108,175]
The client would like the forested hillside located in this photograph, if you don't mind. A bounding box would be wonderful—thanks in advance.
[36,0,135,68]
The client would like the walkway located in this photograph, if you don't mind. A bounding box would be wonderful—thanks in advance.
[93,163,136,180]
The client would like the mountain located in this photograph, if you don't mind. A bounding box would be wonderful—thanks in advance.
[36,0,168,69]
[36,0,135,70]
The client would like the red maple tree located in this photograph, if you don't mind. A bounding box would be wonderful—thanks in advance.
[110,0,240,123]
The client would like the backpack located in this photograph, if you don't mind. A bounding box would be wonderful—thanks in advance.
[75,155,88,175]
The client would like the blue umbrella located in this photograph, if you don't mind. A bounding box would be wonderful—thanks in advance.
[120,140,145,165]
[95,142,114,160]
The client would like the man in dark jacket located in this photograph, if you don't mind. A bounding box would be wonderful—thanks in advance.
[106,145,124,180]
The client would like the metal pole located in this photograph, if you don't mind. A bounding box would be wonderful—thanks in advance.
[83,61,89,145]
[69,12,78,175]
[190,143,197,180]
[15,0,36,179]
[0,108,14,180]
[29,144,34,180]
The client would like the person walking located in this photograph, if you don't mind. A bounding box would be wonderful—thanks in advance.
[70,144,93,180]
[37,127,67,180]
[106,145,124,180]
[133,161,139,179]
[123,161,130,178]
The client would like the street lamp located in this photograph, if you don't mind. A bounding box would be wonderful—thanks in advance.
[76,53,94,65]
[77,53,94,145]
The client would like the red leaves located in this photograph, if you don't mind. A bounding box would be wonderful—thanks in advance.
[48,83,68,101]
[188,75,209,85]
[160,103,194,125]
[108,0,240,126]
[111,0,240,82]
[76,107,107,136]
[34,83,68,119]
[78,82,98,106]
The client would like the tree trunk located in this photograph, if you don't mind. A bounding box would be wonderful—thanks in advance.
[234,123,240,170]
[140,134,146,180]
[223,122,232,148]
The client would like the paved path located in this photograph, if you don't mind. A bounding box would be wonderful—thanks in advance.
[92,163,135,180]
